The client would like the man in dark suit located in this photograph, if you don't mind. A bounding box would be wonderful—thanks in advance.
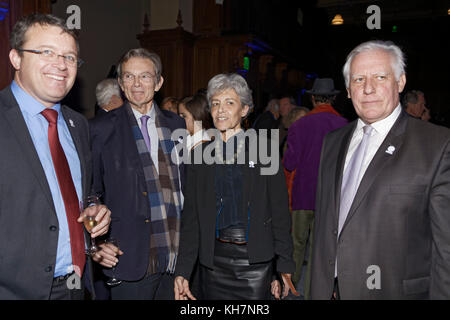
[310,40,450,299]
[0,14,111,300]
[90,48,185,300]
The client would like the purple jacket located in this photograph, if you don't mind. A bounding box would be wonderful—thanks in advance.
[283,110,348,210]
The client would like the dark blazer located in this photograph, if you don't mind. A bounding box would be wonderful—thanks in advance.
[310,111,450,299]
[175,139,295,280]
[0,86,95,299]
[89,102,185,281]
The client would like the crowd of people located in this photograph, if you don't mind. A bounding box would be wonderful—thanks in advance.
[1,13,449,301]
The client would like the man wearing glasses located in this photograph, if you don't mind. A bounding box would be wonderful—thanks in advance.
[90,48,186,300]
[0,14,111,299]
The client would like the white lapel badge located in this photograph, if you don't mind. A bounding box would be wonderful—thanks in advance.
[249,161,255,168]
[385,145,395,155]
[69,119,75,128]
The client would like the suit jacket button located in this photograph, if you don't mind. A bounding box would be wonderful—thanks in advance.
[142,192,148,196]
[329,260,335,265]
[144,219,150,223]
[45,266,53,272]
[49,226,57,231]
[333,229,338,235]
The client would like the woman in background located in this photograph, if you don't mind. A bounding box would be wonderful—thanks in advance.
[178,93,213,151]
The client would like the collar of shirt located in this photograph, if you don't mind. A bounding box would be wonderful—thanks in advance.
[131,102,156,126]
[188,129,211,150]
[11,80,62,116]
[355,104,402,137]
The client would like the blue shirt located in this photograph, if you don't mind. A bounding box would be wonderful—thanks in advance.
[11,81,83,277]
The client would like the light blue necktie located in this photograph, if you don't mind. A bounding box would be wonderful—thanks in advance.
[338,125,374,235]
[140,115,151,153]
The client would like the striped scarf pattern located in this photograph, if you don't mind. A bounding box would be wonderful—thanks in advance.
[126,105,182,274]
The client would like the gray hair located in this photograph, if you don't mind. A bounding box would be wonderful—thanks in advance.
[117,48,162,83]
[265,98,279,113]
[207,73,254,116]
[282,106,310,128]
[402,90,424,107]
[10,13,79,54]
[96,79,121,107]
[342,40,406,88]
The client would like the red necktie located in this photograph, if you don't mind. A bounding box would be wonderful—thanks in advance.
[41,109,85,277]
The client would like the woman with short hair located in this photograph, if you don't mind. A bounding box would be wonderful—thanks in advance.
[174,73,296,300]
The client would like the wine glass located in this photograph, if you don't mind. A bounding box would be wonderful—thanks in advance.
[105,237,122,286]
[80,195,101,256]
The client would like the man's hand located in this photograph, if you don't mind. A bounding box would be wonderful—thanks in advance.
[92,242,123,268]
[174,276,196,300]
[77,204,111,238]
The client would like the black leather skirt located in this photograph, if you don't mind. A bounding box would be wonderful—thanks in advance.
[199,229,272,300]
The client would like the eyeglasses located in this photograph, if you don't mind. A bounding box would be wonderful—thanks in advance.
[121,72,156,84]
[17,48,84,68]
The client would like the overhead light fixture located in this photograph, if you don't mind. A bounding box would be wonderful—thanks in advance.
[448,8,450,15]
[331,14,344,25]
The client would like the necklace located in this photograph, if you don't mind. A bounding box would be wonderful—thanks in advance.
[215,136,245,164]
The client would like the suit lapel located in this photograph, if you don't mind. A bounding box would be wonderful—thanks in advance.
[2,88,55,211]
[61,106,87,198]
[341,112,408,233]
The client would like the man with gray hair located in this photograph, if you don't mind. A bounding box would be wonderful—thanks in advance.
[311,40,450,299]
[253,98,280,133]
[90,48,185,300]
[95,78,123,113]
[402,90,427,120]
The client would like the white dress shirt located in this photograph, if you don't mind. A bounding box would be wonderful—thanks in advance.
[343,104,402,189]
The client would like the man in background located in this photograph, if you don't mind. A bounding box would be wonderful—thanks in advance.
[95,78,123,113]
[402,90,427,119]
[283,78,347,299]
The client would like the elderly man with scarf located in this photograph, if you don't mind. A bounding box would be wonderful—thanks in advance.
[90,48,185,300]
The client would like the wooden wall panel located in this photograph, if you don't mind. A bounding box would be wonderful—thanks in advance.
[193,0,223,36]
[138,28,195,100]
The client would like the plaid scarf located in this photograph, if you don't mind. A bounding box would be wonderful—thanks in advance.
[126,105,182,274]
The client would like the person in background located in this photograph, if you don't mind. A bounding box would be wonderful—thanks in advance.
[283,78,347,299]
[278,95,296,155]
[161,96,179,114]
[252,98,280,134]
[402,90,427,120]
[95,78,123,114]
[178,93,213,151]
[280,106,310,156]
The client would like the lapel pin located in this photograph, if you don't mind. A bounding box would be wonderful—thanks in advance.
[249,161,255,168]
[385,145,395,155]
[69,119,75,128]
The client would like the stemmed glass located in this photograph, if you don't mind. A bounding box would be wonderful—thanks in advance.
[80,195,101,256]
[105,237,122,286]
